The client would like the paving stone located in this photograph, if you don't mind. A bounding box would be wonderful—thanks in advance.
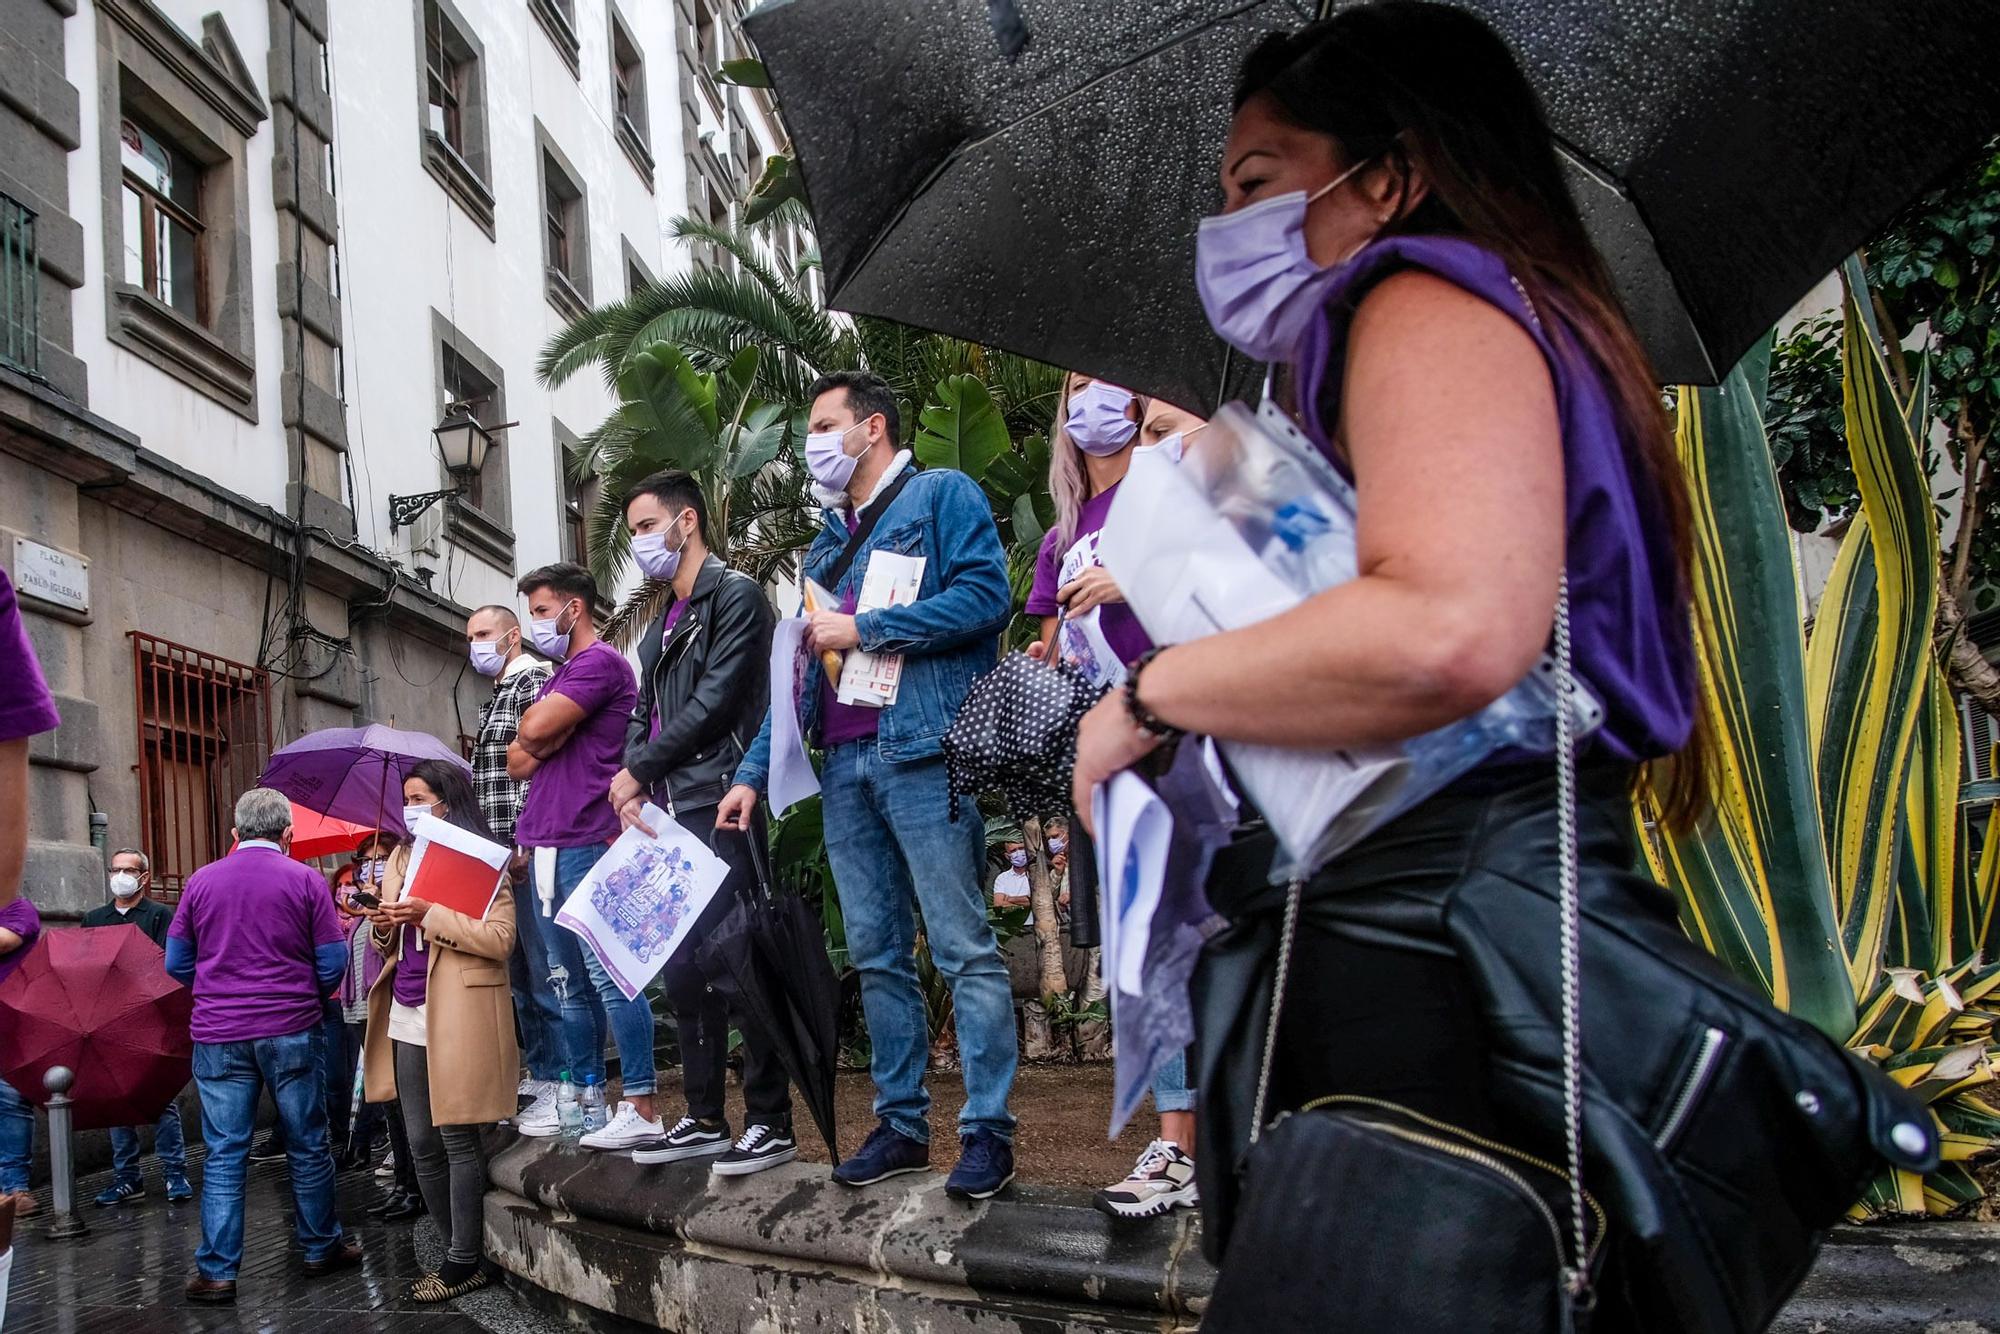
[3,1144,561,1334]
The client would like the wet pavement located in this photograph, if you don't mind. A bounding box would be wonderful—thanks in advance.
[3,1145,562,1334]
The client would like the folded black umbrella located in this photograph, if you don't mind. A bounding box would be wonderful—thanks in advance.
[694,827,843,1164]
[746,0,2000,396]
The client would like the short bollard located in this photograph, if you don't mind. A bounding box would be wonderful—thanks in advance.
[42,1067,88,1240]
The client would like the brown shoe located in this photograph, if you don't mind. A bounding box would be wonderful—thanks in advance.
[8,1191,37,1218]
[300,1236,363,1277]
[185,1276,237,1304]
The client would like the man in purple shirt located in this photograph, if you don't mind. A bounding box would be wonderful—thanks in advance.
[165,788,359,1304]
[505,563,655,1146]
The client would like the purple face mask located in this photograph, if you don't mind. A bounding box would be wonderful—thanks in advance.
[1064,381,1139,457]
[1194,156,1376,364]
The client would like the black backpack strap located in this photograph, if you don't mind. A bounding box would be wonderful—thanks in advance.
[820,467,916,594]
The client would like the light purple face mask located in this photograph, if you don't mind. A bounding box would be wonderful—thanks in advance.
[1065,380,1140,457]
[1194,156,1376,364]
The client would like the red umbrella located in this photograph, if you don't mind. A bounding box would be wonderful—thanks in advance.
[229,801,378,862]
[0,928,192,1132]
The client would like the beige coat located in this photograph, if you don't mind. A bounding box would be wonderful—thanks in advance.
[361,844,520,1126]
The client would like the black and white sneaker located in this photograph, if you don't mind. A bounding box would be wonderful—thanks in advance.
[1093,1140,1199,1219]
[631,1116,732,1165]
[711,1124,798,1177]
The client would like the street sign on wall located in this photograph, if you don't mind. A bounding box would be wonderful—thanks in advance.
[14,536,88,613]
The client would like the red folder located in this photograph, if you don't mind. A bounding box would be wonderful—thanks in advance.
[403,817,507,920]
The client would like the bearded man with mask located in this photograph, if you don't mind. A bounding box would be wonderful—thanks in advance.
[463,605,558,1105]
[506,564,650,1145]
[82,849,190,1205]
[718,370,1019,1200]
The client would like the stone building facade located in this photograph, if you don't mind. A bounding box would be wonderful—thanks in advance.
[0,0,793,918]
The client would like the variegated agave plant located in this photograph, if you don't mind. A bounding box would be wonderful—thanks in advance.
[1642,263,2000,1218]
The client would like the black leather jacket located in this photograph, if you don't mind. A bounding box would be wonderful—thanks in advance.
[623,553,775,814]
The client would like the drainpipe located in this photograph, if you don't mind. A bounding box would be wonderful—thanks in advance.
[88,810,107,862]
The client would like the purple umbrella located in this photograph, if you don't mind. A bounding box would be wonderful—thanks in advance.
[260,724,470,837]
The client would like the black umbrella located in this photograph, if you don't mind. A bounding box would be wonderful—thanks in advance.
[941,616,1107,822]
[745,0,2000,396]
[694,826,843,1164]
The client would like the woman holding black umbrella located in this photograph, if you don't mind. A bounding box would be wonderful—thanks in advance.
[1069,4,1928,1328]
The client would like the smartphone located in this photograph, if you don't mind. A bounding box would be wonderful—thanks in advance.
[349,890,381,911]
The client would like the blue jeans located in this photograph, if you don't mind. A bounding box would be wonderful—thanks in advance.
[109,1100,187,1186]
[547,844,657,1096]
[508,877,567,1079]
[191,1030,345,1280]
[821,742,1016,1142]
[0,1077,32,1192]
[1151,1049,1195,1114]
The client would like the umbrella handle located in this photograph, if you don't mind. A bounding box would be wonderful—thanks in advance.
[739,822,775,901]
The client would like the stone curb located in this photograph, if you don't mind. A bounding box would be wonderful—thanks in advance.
[1773,1222,2000,1333]
[484,1132,1214,1323]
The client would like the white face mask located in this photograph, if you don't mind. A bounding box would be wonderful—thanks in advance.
[805,420,869,492]
[110,870,143,903]
[528,602,576,660]
[403,803,434,832]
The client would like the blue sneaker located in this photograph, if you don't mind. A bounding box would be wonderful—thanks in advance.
[165,1173,194,1203]
[831,1121,929,1187]
[945,1131,1015,1201]
[93,1179,146,1207]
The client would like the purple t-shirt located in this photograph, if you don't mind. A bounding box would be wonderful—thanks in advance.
[0,896,42,989]
[819,569,880,748]
[514,640,638,848]
[1026,481,1154,677]
[646,600,690,744]
[390,849,429,1008]
[168,845,346,1043]
[0,569,60,744]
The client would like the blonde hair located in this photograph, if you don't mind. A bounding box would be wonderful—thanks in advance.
[1048,373,1149,552]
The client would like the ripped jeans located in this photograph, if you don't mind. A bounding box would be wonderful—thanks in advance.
[543,843,657,1096]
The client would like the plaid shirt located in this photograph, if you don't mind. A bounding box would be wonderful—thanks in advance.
[473,656,554,845]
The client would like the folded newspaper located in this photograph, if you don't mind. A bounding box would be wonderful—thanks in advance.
[1099,400,1603,878]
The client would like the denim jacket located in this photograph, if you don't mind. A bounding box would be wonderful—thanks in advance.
[735,462,1010,790]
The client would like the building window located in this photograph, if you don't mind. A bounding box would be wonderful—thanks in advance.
[537,125,590,319]
[530,0,581,77]
[432,310,512,568]
[563,470,587,566]
[627,258,649,297]
[129,633,273,904]
[423,3,467,154]
[442,343,499,514]
[97,2,264,419]
[119,115,205,322]
[609,6,653,185]
[415,0,494,235]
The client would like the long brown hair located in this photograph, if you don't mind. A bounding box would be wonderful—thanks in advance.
[1237,1,1711,828]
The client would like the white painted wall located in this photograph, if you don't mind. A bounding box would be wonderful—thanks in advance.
[61,0,735,619]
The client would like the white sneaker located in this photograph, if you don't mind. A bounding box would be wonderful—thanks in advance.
[1093,1140,1198,1219]
[373,1151,397,1179]
[579,1100,664,1152]
[515,1092,562,1139]
[517,1077,555,1100]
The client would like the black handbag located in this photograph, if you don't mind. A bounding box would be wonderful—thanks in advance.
[1201,586,1941,1333]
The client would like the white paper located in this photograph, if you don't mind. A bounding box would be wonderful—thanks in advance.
[1051,529,1127,688]
[554,804,729,1000]
[835,551,925,707]
[400,813,511,947]
[1095,772,1174,999]
[768,617,822,817]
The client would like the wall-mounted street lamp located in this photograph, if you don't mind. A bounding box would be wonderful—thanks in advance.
[389,401,516,531]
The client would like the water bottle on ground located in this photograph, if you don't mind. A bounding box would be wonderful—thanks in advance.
[579,1074,607,1133]
[556,1070,583,1139]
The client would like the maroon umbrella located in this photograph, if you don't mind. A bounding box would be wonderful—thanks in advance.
[0,927,192,1131]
